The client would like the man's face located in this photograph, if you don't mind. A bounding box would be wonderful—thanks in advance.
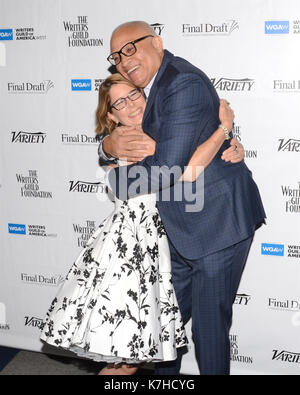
[110,26,163,88]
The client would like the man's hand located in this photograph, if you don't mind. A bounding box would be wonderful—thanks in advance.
[222,138,245,163]
[219,99,234,131]
[103,126,156,162]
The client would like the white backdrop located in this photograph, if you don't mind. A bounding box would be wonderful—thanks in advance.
[0,0,300,375]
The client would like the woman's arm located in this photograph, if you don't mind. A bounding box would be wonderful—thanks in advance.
[179,100,235,182]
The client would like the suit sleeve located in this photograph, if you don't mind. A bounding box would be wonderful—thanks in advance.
[98,133,118,166]
[108,73,213,200]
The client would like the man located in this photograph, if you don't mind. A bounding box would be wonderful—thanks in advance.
[98,21,266,375]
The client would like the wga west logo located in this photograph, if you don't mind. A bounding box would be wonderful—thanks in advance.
[265,21,289,34]
[0,29,13,40]
[71,79,91,91]
[261,243,284,256]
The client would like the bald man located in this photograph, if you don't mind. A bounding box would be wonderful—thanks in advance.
[98,21,266,375]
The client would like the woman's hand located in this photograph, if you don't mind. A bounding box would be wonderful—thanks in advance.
[222,138,245,163]
[219,99,234,131]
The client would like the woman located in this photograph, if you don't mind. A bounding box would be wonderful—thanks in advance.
[40,73,240,375]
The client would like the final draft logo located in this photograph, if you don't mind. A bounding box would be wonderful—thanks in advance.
[281,182,300,213]
[274,80,300,93]
[230,334,253,364]
[73,220,96,248]
[61,132,98,145]
[211,78,254,91]
[183,20,239,36]
[272,350,300,364]
[11,131,46,143]
[8,80,54,94]
[63,16,104,47]
[16,170,53,199]
[21,273,64,287]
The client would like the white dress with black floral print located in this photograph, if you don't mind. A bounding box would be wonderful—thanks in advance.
[40,165,187,364]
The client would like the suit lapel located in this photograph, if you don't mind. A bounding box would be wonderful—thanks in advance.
[142,50,174,126]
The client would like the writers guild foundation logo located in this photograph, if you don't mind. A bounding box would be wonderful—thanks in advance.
[269,298,300,312]
[182,20,239,36]
[73,220,96,248]
[24,316,43,329]
[150,23,165,36]
[61,132,98,145]
[234,294,251,306]
[211,78,254,92]
[232,125,258,159]
[63,16,104,47]
[281,182,300,213]
[69,180,105,193]
[11,131,46,144]
[21,273,64,287]
[230,335,253,364]
[272,350,300,364]
[8,80,54,94]
[14,27,46,41]
[16,170,53,199]
[274,80,300,93]
[278,138,300,152]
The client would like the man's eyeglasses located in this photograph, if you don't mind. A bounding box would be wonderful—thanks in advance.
[110,88,142,111]
[107,35,154,66]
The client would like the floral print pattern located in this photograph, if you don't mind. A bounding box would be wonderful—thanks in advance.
[40,193,187,364]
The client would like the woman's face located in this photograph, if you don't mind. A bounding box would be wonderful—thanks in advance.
[107,83,146,127]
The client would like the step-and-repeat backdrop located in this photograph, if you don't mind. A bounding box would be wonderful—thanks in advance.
[0,0,299,375]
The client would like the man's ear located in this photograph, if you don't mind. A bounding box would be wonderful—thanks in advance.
[107,111,119,124]
[152,35,163,53]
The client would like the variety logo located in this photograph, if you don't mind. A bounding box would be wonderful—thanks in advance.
[281,182,300,213]
[230,334,253,364]
[183,20,239,36]
[24,316,43,329]
[16,170,53,199]
[265,21,289,34]
[8,80,54,94]
[278,138,300,152]
[21,273,64,287]
[150,23,165,36]
[8,224,26,235]
[234,294,251,306]
[71,79,92,91]
[211,78,255,91]
[0,29,13,40]
[272,350,300,364]
[63,16,104,47]
[69,180,104,193]
[11,131,46,144]
[261,243,284,256]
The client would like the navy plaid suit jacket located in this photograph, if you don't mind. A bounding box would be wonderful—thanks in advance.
[100,50,266,260]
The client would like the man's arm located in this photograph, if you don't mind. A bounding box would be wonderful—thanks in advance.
[108,73,213,200]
